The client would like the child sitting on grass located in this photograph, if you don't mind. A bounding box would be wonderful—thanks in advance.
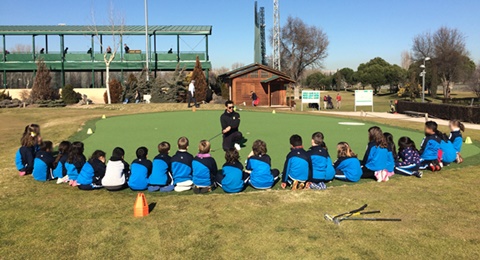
[281,134,311,190]
[216,148,248,193]
[395,137,422,178]
[440,133,457,165]
[449,119,465,163]
[128,147,153,191]
[64,141,86,186]
[246,139,279,190]
[15,125,37,176]
[102,147,130,191]
[334,142,362,182]
[192,140,218,194]
[149,141,174,192]
[53,141,71,183]
[32,141,55,182]
[306,132,334,190]
[419,121,442,172]
[77,150,107,190]
[361,126,390,182]
[171,137,194,192]
[383,132,396,178]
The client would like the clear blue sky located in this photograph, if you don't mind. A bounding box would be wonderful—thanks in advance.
[1,0,479,71]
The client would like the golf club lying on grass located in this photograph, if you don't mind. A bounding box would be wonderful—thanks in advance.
[324,204,368,222]
[325,204,401,225]
[208,132,223,142]
[334,217,402,225]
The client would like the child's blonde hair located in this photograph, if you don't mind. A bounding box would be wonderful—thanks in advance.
[252,139,267,156]
[198,140,211,154]
[449,119,465,132]
[337,142,356,158]
[177,136,189,150]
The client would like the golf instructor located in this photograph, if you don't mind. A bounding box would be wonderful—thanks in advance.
[220,100,243,151]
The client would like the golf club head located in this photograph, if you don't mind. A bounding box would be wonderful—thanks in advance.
[324,214,334,222]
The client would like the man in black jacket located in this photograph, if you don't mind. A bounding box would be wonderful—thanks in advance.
[220,100,243,151]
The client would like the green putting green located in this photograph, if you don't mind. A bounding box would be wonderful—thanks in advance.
[82,110,480,173]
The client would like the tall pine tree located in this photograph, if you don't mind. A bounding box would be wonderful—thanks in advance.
[31,59,58,101]
[191,56,207,102]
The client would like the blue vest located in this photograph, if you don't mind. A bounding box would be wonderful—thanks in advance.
[247,155,274,189]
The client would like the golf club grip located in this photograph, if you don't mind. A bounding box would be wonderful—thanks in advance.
[361,210,381,215]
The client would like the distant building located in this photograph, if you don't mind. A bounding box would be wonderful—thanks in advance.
[219,63,294,107]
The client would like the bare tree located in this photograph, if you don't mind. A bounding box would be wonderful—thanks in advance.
[231,62,245,70]
[412,27,470,98]
[90,4,125,104]
[401,51,412,70]
[279,16,329,82]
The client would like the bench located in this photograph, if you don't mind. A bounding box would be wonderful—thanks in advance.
[404,110,429,120]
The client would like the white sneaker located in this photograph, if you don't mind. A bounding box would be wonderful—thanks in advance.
[234,143,241,151]
[56,176,68,184]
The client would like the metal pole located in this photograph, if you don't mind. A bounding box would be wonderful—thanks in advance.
[422,70,425,103]
[144,0,149,81]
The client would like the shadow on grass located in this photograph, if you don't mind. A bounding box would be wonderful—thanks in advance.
[148,202,157,213]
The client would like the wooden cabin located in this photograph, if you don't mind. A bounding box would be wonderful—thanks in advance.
[219,63,295,107]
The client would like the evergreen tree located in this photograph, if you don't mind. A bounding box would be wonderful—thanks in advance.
[31,59,58,101]
[191,56,207,102]
[61,84,81,104]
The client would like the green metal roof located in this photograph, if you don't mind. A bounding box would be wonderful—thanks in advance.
[0,25,212,36]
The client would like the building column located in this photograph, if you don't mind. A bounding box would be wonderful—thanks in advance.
[60,35,65,87]
[91,35,95,88]
[45,35,48,54]
[32,35,36,60]
[268,82,271,107]
[176,35,180,63]
[205,35,209,61]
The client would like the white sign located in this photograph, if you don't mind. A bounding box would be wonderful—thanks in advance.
[354,90,373,112]
[301,91,321,111]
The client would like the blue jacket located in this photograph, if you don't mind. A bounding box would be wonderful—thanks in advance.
[334,156,362,182]
[396,147,421,167]
[247,154,274,189]
[15,146,35,173]
[192,154,218,187]
[171,151,193,184]
[449,130,463,153]
[419,134,441,161]
[77,158,106,186]
[362,142,389,171]
[385,144,395,172]
[128,158,153,190]
[52,153,68,179]
[282,148,311,183]
[149,154,171,186]
[32,150,54,182]
[64,155,86,181]
[307,146,335,181]
[440,139,457,164]
[221,160,245,193]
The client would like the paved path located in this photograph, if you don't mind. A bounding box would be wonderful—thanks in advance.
[311,110,480,131]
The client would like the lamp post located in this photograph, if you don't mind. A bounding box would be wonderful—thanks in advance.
[420,57,430,102]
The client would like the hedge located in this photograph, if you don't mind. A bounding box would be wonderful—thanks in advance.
[396,100,480,124]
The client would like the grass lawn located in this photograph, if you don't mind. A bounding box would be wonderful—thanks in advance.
[1,103,480,259]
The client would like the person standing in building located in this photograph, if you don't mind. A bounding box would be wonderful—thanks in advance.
[124,44,130,54]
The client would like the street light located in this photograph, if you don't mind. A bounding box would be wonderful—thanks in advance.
[420,57,430,102]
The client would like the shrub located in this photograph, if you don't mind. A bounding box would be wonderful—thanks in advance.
[191,56,207,102]
[0,90,12,101]
[31,59,58,101]
[103,79,124,104]
[61,85,81,104]
[396,100,480,124]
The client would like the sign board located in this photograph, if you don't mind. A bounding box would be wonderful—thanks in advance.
[301,91,321,111]
[354,90,373,112]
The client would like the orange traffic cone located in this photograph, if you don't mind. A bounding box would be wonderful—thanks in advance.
[133,192,149,217]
